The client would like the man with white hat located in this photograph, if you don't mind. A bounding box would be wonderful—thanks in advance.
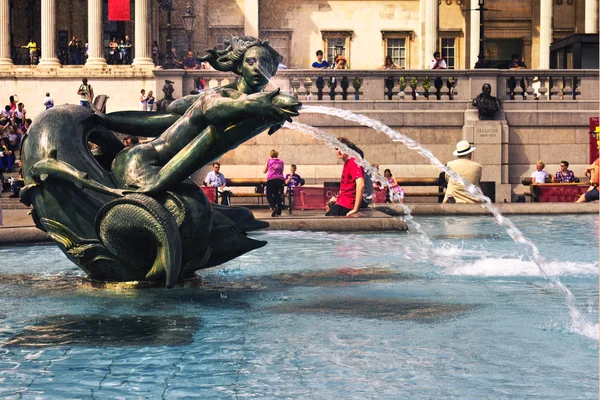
[443,140,482,203]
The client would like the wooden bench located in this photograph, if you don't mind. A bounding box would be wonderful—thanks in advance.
[225,178,268,205]
[394,177,445,202]
[521,177,588,202]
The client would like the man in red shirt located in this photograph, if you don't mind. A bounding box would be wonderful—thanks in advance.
[576,158,599,202]
[325,137,365,216]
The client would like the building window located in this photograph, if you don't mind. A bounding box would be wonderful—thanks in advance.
[381,31,413,68]
[387,38,406,68]
[261,30,292,66]
[441,38,456,69]
[321,31,352,65]
[209,27,244,52]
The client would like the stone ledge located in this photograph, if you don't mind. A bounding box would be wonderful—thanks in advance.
[375,202,599,215]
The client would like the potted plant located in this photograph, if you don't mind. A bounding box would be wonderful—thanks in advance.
[422,76,431,100]
[399,76,407,100]
[409,76,418,100]
[352,76,362,100]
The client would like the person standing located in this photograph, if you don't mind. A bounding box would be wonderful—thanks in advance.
[204,162,230,205]
[22,39,38,64]
[68,36,78,65]
[109,38,119,65]
[152,41,160,65]
[139,89,148,111]
[430,51,447,69]
[77,78,94,108]
[553,161,576,183]
[325,137,365,216]
[442,140,482,203]
[263,149,285,217]
[311,50,330,69]
[124,35,133,64]
[43,92,54,109]
[146,91,155,111]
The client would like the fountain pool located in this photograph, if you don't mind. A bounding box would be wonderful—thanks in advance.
[0,214,597,398]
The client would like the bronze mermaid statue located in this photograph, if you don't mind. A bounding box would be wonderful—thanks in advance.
[20,36,301,288]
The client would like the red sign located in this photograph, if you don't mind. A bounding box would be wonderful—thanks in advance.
[589,117,599,163]
[108,0,130,21]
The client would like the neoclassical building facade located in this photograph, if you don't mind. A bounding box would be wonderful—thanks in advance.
[2,0,598,70]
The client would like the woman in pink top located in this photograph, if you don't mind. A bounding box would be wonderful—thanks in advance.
[263,149,285,217]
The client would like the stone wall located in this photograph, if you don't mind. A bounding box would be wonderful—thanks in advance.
[0,67,596,202]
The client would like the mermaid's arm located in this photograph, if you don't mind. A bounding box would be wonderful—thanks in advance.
[91,111,180,137]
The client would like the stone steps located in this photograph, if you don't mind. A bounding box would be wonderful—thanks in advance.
[1,170,29,209]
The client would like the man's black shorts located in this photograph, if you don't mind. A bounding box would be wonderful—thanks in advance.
[584,187,599,202]
[325,203,351,216]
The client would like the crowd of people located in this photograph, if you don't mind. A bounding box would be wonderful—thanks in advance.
[107,36,133,65]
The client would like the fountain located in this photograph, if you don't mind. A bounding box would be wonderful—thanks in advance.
[0,36,596,398]
[19,37,300,288]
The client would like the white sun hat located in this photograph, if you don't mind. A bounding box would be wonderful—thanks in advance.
[453,140,476,157]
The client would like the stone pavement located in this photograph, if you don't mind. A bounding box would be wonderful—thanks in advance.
[0,202,597,246]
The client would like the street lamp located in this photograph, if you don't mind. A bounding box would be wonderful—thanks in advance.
[474,0,489,68]
[181,1,196,52]
[158,0,178,69]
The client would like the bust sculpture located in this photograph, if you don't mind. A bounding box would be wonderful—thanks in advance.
[472,83,502,120]
[155,80,176,112]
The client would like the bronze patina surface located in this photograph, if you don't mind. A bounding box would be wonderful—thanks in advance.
[20,36,301,288]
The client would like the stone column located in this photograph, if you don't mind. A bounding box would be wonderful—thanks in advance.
[424,0,438,68]
[38,0,60,68]
[539,0,553,69]
[244,0,259,37]
[470,0,480,68]
[86,0,107,67]
[585,0,598,33]
[0,0,12,66]
[132,0,154,66]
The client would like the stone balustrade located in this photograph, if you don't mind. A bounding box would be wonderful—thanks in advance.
[175,69,599,102]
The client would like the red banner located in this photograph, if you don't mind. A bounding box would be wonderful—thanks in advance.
[108,0,130,21]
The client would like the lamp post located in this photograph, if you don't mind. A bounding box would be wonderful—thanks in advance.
[474,0,489,68]
[158,0,177,69]
[181,1,196,52]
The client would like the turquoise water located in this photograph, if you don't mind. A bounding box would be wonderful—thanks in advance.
[0,215,597,399]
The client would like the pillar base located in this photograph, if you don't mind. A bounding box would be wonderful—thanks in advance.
[132,57,155,67]
[0,58,13,67]
[85,57,108,68]
[38,58,61,68]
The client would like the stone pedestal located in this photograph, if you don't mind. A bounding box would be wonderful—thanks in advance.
[463,109,511,202]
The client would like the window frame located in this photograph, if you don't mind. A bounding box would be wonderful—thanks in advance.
[208,26,244,52]
[438,30,462,69]
[321,30,353,67]
[381,31,413,69]
[260,29,292,67]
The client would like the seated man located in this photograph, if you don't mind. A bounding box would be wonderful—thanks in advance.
[553,160,576,183]
[576,158,599,203]
[443,140,482,203]
[204,162,230,205]
[325,137,364,216]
